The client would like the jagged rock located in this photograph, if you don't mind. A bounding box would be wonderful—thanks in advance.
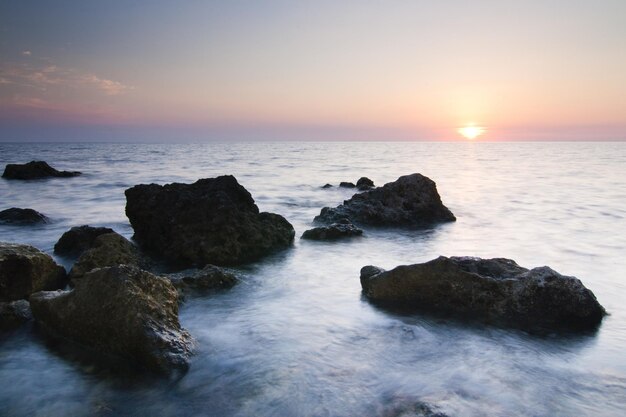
[2,161,81,180]
[361,256,606,331]
[125,175,295,267]
[321,183,333,189]
[339,182,356,188]
[0,243,66,301]
[302,219,363,240]
[315,173,455,227]
[169,265,238,294]
[30,265,193,374]
[0,208,48,225]
[356,177,375,190]
[0,300,32,331]
[68,232,144,282]
[54,225,115,257]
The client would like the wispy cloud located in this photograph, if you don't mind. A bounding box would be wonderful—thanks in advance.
[22,50,31,56]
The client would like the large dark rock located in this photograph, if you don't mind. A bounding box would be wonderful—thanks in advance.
[302,219,363,240]
[0,208,48,225]
[356,177,375,190]
[30,265,193,374]
[68,232,145,282]
[125,175,295,267]
[315,173,455,227]
[2,161,81,180]
[0,243,66,302]
[169,264,238,295]
[360,256,606,331]
[54,225,115,257]
[0,300,32,331]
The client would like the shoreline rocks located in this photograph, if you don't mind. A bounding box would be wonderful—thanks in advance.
[2,161,81,180]
[360,256,606,331]
[315,173,455,227]
[302,219,363,240]
[0,243,67,302]
[54,225,115,257]
[30,265,193,374]
[125,175,295,267]
[0,208,48,225]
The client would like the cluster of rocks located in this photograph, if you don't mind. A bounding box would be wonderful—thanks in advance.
[322,176,375,191]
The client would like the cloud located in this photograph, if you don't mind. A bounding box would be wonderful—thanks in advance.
[22,50,32,56]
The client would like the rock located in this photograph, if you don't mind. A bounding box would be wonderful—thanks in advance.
[2,161,81,180]
[68,232,144,282]
[321,183,333,189]
[170,265,238,294]
[360,256,606,331]
[315,173,455,227]
[302,219,364,240]
[125,175,295,267]
[0,300,32,331]
[0,208,48,225]
[0,243,66,302]
[356,177,375,190]
[339,182,356,188]
[54,225,115,257]
[30,265,193,374]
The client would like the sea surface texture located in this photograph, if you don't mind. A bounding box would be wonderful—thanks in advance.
[0,142,625,417]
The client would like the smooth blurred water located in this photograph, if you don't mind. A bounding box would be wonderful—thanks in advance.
[0,142,625,417]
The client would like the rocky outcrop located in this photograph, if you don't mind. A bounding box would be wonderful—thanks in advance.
[0,300,32,331]
[302,219,363,240]
[54,225,115,257]
[360,256,606,331]
[315,173,455,227]
[30,265,193,374]
[68,232,144,282]
[356,177,375,190]
[0,208,48,225]
[2,161,81,180]
[125,175,295,267]
[0,243,66,301]
[169,265,238,294]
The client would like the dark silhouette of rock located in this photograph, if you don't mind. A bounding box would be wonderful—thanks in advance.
[2,161,81,180]
[321,183,333,189]
[302,219,363,240]
[0,300,32,331]
[315,173,455,227]
[356,177,375,190]
[30,265,193,375]
[169,265,238,294]
[68,232,145,282]
[125,175,295,267]
[339,182,356,188]
[360,256,606,331]
[0,243,66,302]
[0,208,48,225]
[54,225,115,257]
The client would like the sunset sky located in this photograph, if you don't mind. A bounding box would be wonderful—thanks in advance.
[1,1,625,141]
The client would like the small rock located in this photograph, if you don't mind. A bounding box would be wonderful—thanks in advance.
[356,177,375,190]
[30,265,193,374]
[0,242,67,302]
[302,220,363,240]
[2,161,81,180]
[0,208,48,225]
[339,182,356,188]
[170,265,238,294]
[321,183,333,189]
[0,300,32,331]
[54,225,115,257]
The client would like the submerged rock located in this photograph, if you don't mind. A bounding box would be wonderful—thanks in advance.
[360,256,606,331]
[170,264,238,294]
[125,175,295,267]
[321,183,333,189]
[315,173,455,227]
[0,300,32,331]
[339,182,356,188]
[30,265,193,374]
[0,243,66,302]
[356,177,375,190]
[54,225,115,257]
[2,161,81,180]
[0,208,48,225]
[302,219,363,240]
[68,232,145,282]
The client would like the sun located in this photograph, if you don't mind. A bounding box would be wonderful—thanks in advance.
[457,123,486,140]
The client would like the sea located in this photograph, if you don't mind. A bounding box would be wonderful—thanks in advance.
[0,141,625,417]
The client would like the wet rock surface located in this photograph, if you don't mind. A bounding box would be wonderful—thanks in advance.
[361,256,606,331]
[54,225,115,257]
[315,173,455,227]
[125,175,295,267]
[0,243,66,302]
[169,264,238,295]
[0,208,48,225]
[2,161,81,180]
[0,300,32,331]
[30,265,193,374]
[302,219,363,240]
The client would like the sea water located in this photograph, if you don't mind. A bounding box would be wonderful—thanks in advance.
[0,142,625,416]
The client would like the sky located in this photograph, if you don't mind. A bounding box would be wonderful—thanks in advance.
[1,0,625,142]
